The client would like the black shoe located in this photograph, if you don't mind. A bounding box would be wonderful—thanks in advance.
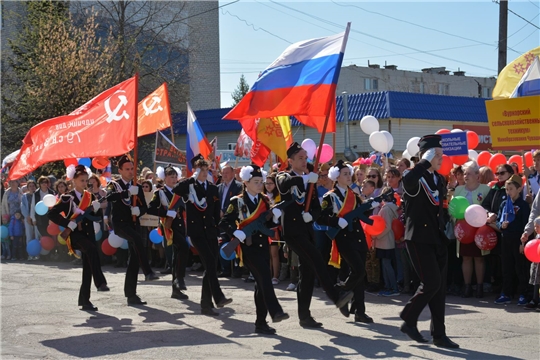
[171,289,189,300]
[335,290,354,309]
[145,272,160,281]
[255,322,276,335]
[97,284,110,292]
[114,263,124,268]
[400,322,428,343]
[174,278,187,291]
[339,303,350,318]
[299,317,323,328]
[127,295,147,306]
[462,284,473,298]
[216,297,233,308]
[80,302,98,311]
[160,267,172,275]
[272,311,290,323]
[433,336,460,349]
[201,307,219,316]
[354,313,374,324]
[218,272,231,278]
[475,285,484,298]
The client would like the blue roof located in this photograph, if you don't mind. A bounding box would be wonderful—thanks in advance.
[171,91,489,134]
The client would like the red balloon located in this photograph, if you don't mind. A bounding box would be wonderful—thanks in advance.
[363,215,385,236]
[488,153,507,172]
[47,223,61,236]
[64,158,78,168]
[101,238,117,256]
[523,151,533,167]
[451,154,469,166]
[392,219,404,241]
[466,131,479,149]
[92,157,110,169]
[507,155,523,172]
[438,155,453,176]
[436,129,451,135]
[524,239,540,263]
[477,151,492,167]
[393,193,402,207]
[40,236,56,251]
[157,227,162,236]
[454,220,476,244]
[474,225,498,251]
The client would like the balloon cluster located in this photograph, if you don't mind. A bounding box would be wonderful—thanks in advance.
[449,197,497,250]
[64,157,111,182]
[301,139,334,163]
[360,116,394,153]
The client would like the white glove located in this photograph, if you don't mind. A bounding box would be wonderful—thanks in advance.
[92,200,100,212]
[302,212,313,223]
[338,217,348,229]
[74,207,85,215]
[272,208,282,219]
[421,148,437,162]
[233,230,246,243]
[191,168,201,179]
[370,201,380,209]
[166,210,177,218]
[131,206,140,217]
[67,221,77,231]
[307,172,318,184]
[128,185,139,196]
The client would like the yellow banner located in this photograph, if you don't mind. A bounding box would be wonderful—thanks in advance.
[485,96,540,150]
[257,116,293,162]
[492,46,540,99]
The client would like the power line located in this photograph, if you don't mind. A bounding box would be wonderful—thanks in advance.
[493,0,540,29]
[221,9,292,44]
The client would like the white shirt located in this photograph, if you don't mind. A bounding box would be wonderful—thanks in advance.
[336,185,347,197]
[427,170,438,185]
[221,180,233,208]
[198,180,206,189]
[165,185,174,193]
[247,192,258,204]
[74,190,82,201]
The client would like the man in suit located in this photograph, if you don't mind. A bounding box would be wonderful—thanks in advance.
[217,165,243,277]
[276,143,353,328]
[400,134,459,349]
[106,155,159,306]
[173,154,232,316]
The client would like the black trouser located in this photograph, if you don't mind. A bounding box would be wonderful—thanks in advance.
[283,231,340,320]
[501,236,530,296]
[114,224,153,298]
[337,243,367,316]
[171,230,189,289]
[242,241,284,324]
[70,233,107,305]
[401,241,448,338]
[190,236,225,308]
[314,229,338,283]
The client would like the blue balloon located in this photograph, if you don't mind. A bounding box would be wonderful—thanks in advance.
[59,226,65,231]
[220,243,236,261]
[95,230,102,241]
[120,239,129,249]
[27,239,42,257]
[0,225,8,239]
[149,229,163,244]
[78,157,91,167]
[35,201,49,216]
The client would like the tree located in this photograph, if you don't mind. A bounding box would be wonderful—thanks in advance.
[231,74,250,106]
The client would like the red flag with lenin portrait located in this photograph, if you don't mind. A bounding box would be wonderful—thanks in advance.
[8,76,137,180]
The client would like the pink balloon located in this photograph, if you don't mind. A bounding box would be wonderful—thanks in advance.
[524,239,540,263]
[316,144,334,163]
[370,154,377,161]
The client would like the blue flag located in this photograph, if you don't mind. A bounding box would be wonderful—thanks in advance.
[502,198,516,223]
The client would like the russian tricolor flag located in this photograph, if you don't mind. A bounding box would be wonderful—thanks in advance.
[186,102,212,171]
[224,24,351,133]
[511,56,540,98]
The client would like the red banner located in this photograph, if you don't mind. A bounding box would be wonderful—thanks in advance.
[137,83,172,137]
[8,77,137,180]
[453,125,492,151]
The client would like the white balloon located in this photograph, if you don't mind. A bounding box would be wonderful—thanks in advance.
[402,149,411,160]
[301,139,317,160]
[42,194,57,207]
[380,131,394,153]
[406,137,421,156]
[40,248,50,256]
[93,222,101,234]
[468,149,479,161]
[451,129,463,133]
[464,204,487,228]
[360,115,379,135]
[108,230,124,248]
[369,131,389,153]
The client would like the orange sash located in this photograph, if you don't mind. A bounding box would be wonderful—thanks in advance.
[237,199,268,230]
[160,193,181,246]
[66,191,92,259]
[329,188,357,269]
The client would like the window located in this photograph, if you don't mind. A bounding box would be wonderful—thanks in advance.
[419,82,425,94]
[438,83,449,95]
[364,78,378,90]
[482,87,491,98]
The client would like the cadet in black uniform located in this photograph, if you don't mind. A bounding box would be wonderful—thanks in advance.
[147,165,189,300]
[400,134,459,349]
[172,154,232,316]
[219,165,289,334]
[276,143,353,328]
[106,155,159,306]
[48,165,108,311]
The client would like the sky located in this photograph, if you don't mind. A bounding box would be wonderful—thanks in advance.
[218,0,540,107]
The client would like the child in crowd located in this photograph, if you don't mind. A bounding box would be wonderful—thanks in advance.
[361,180,375,201]
[1,215,11,260]
[524,216,540,310]
[9,210,25,261]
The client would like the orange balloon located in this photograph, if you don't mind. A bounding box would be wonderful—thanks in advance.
[92,157,110,169]
[451,154,469,166]
[436,129,451,134]
[477,151,492,167]
[64,158,78,168]
[99,176,107,187]
[438,155,453,176]
[488,153,507,172]
[507,155,523,172]
[47,223,61,236]
[524,151,533,167]
[466,131,479,149]
[363,215,385,236]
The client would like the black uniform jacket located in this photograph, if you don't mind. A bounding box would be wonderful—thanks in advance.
[105,179,148,227]
[147,186,186,236]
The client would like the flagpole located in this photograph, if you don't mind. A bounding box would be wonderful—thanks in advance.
[332,132,336,164]
[132,73,139,223]
[164,83,175,144]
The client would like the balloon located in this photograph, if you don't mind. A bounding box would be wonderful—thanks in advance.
[57,234,67,245]
[436,129,451,135]
[438,155,453,176]
[369,131,389,153]
[468,150,479,161]
[466,131,479,149]
[316,144,334,163]
[464,204,487,228]
[369,155,377,162]
[78,157,91,167]
[488,153,507,172]
[219,243,236,260]
[381,130,394,152]
[402,149,411,160]
[394,193,402,207]
[363,215,385,236]
[40,248,50,256]
[149,229,163,244]
[451,129,463,133]
[101,239,117,256]
[92,157,110,169]
[26,239,42,257]
[301,139,317,160]
[451,154,469,166]
[42,194,57,207]
[95,230,102,241]
[64,158,78,168]
[40,236,55,251]
[454,220,476,244]
[507,154,523,171]
[391,219,404,241]
[524,151,533,167]
[108,230,124,248]
[474,225,498,251]
[93,222,101,234]
[524,239,540,263]
[449,196,469,219]
[0,225,8,239]
[360,115,379,135]
[406,137,421,156]
[35,201,49,216]
[477,151,492,167]
[120,239,129,250]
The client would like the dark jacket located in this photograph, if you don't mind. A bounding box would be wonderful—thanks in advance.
[105,179,147,228]
[147,186,186,237]
[497,196,531,240]
[9,216,24,237]
[482,182,509,216]
[218,180,243,213]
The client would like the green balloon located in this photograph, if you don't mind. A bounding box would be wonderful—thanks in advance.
[449,196,469,220]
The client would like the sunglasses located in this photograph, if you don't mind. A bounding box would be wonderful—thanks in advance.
[495,171,508,176]
[367,175,378,179]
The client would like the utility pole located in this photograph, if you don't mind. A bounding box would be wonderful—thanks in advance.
[498,0,508,74]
